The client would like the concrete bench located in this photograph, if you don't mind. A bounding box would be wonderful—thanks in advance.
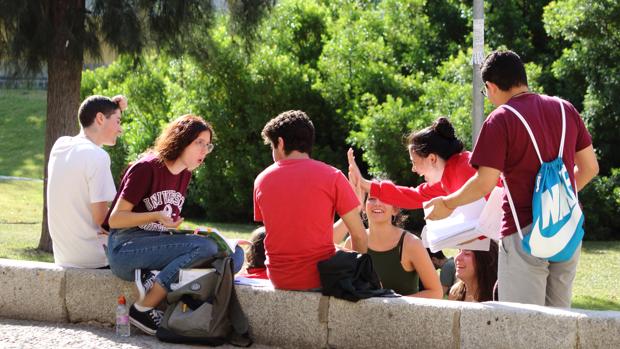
[1,258,619,348]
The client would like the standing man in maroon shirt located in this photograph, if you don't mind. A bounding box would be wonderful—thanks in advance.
[424,50,599,307]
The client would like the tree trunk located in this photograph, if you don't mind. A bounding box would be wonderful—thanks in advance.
[38,0,85,252]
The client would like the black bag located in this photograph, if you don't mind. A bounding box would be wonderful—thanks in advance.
[318,250,398,302]
[156,257,252,347]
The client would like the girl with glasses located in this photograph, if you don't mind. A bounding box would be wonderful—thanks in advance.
[104,114,243,335]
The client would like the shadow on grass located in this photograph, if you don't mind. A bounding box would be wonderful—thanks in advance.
[572,296,620,311]
[582,241,620,253]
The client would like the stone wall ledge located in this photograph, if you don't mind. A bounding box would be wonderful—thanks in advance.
[1,259,619,348]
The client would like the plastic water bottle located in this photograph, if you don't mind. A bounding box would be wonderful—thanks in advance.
[115,295,130,337]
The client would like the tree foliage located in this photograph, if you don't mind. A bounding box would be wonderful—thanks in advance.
[0,0,272,251]
[544,0,620,175]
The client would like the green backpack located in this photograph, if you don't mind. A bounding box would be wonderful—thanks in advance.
[156,257,252,347]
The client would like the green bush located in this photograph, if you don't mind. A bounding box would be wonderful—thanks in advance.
[76,0,617,239]
[579,169,620,240]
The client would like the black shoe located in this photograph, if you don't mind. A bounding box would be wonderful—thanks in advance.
[135,269,157,303]
[129,304,164,336]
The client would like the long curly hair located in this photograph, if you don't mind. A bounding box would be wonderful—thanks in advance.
[154,114,213,162]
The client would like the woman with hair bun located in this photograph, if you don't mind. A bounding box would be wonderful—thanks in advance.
[348,117,478,210]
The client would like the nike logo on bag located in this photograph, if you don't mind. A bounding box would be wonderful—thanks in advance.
[529,204,582,258]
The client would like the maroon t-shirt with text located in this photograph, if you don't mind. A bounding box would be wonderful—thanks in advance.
[470,93,592,237]
[103,154,192,232]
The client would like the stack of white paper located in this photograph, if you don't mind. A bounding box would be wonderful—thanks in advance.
[422,187,503,252]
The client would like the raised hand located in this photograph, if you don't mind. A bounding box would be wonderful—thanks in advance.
[111,95,128,112]
[347,148,371,192]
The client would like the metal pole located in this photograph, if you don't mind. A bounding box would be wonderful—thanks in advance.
[472,0,484,144]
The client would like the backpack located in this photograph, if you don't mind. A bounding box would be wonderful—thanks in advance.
[502,98,584,262]
[156,257,252,347]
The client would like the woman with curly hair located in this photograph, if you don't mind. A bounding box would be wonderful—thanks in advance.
[105,114,244,335]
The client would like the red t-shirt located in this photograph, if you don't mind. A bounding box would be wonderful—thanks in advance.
[253,158,360,290]
[103,154,192,232]
[369,151,477,209]
[241,267,269,280]
[470,93,592,237]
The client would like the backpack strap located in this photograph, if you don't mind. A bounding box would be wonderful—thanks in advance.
[500,98,568,240]
[501,175,525,240]
[558,98,567,159]
[397,230,408,261]
[501,104,544,165]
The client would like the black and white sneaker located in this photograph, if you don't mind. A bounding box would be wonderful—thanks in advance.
[135,269,157,302]
[129,305,164,336]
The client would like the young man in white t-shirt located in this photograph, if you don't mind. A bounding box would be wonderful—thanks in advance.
[47,95,127,268]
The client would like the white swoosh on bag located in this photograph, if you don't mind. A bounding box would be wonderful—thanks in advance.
[529,205,582,258]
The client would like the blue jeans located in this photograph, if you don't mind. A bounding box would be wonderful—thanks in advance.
[107,227,244,292]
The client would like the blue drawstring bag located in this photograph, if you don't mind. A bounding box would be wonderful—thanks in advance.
[502,99,584,262]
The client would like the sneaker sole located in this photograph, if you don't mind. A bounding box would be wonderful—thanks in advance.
[129,316,157,336]
[135,269,146,303]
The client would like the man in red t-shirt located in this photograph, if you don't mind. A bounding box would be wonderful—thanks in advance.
[424,50,599,307]
[253,110,368,290]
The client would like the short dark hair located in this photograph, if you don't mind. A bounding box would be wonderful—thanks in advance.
[261,110,315,155]
[78,95,120,128]
[247,226,266,269]
[481,50,528,91]
[407,117,464,161]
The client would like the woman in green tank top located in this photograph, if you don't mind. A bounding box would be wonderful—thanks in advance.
[336,195,443,298]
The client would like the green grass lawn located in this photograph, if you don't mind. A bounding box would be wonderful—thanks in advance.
[0,89,47,179]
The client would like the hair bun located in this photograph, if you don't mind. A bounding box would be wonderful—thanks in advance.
[433,117,456,140]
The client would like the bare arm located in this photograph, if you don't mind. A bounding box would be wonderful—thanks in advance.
[341,208,368,253]
[90,201,109,227]
[424,166,500,221]
[333,219,349,244]
[574,145,599,191]
[347,148,371,192]
[334,150,366,244]
[108,198,183,229]
[405,236,443,299]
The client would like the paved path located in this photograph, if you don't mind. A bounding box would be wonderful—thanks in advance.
[0,175,42,182]
[0,318,277,349]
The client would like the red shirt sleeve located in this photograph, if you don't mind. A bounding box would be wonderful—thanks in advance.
[253,184,263,222]
[369,180,446,209]
[441,152,477,194]
[118,161,153,206]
